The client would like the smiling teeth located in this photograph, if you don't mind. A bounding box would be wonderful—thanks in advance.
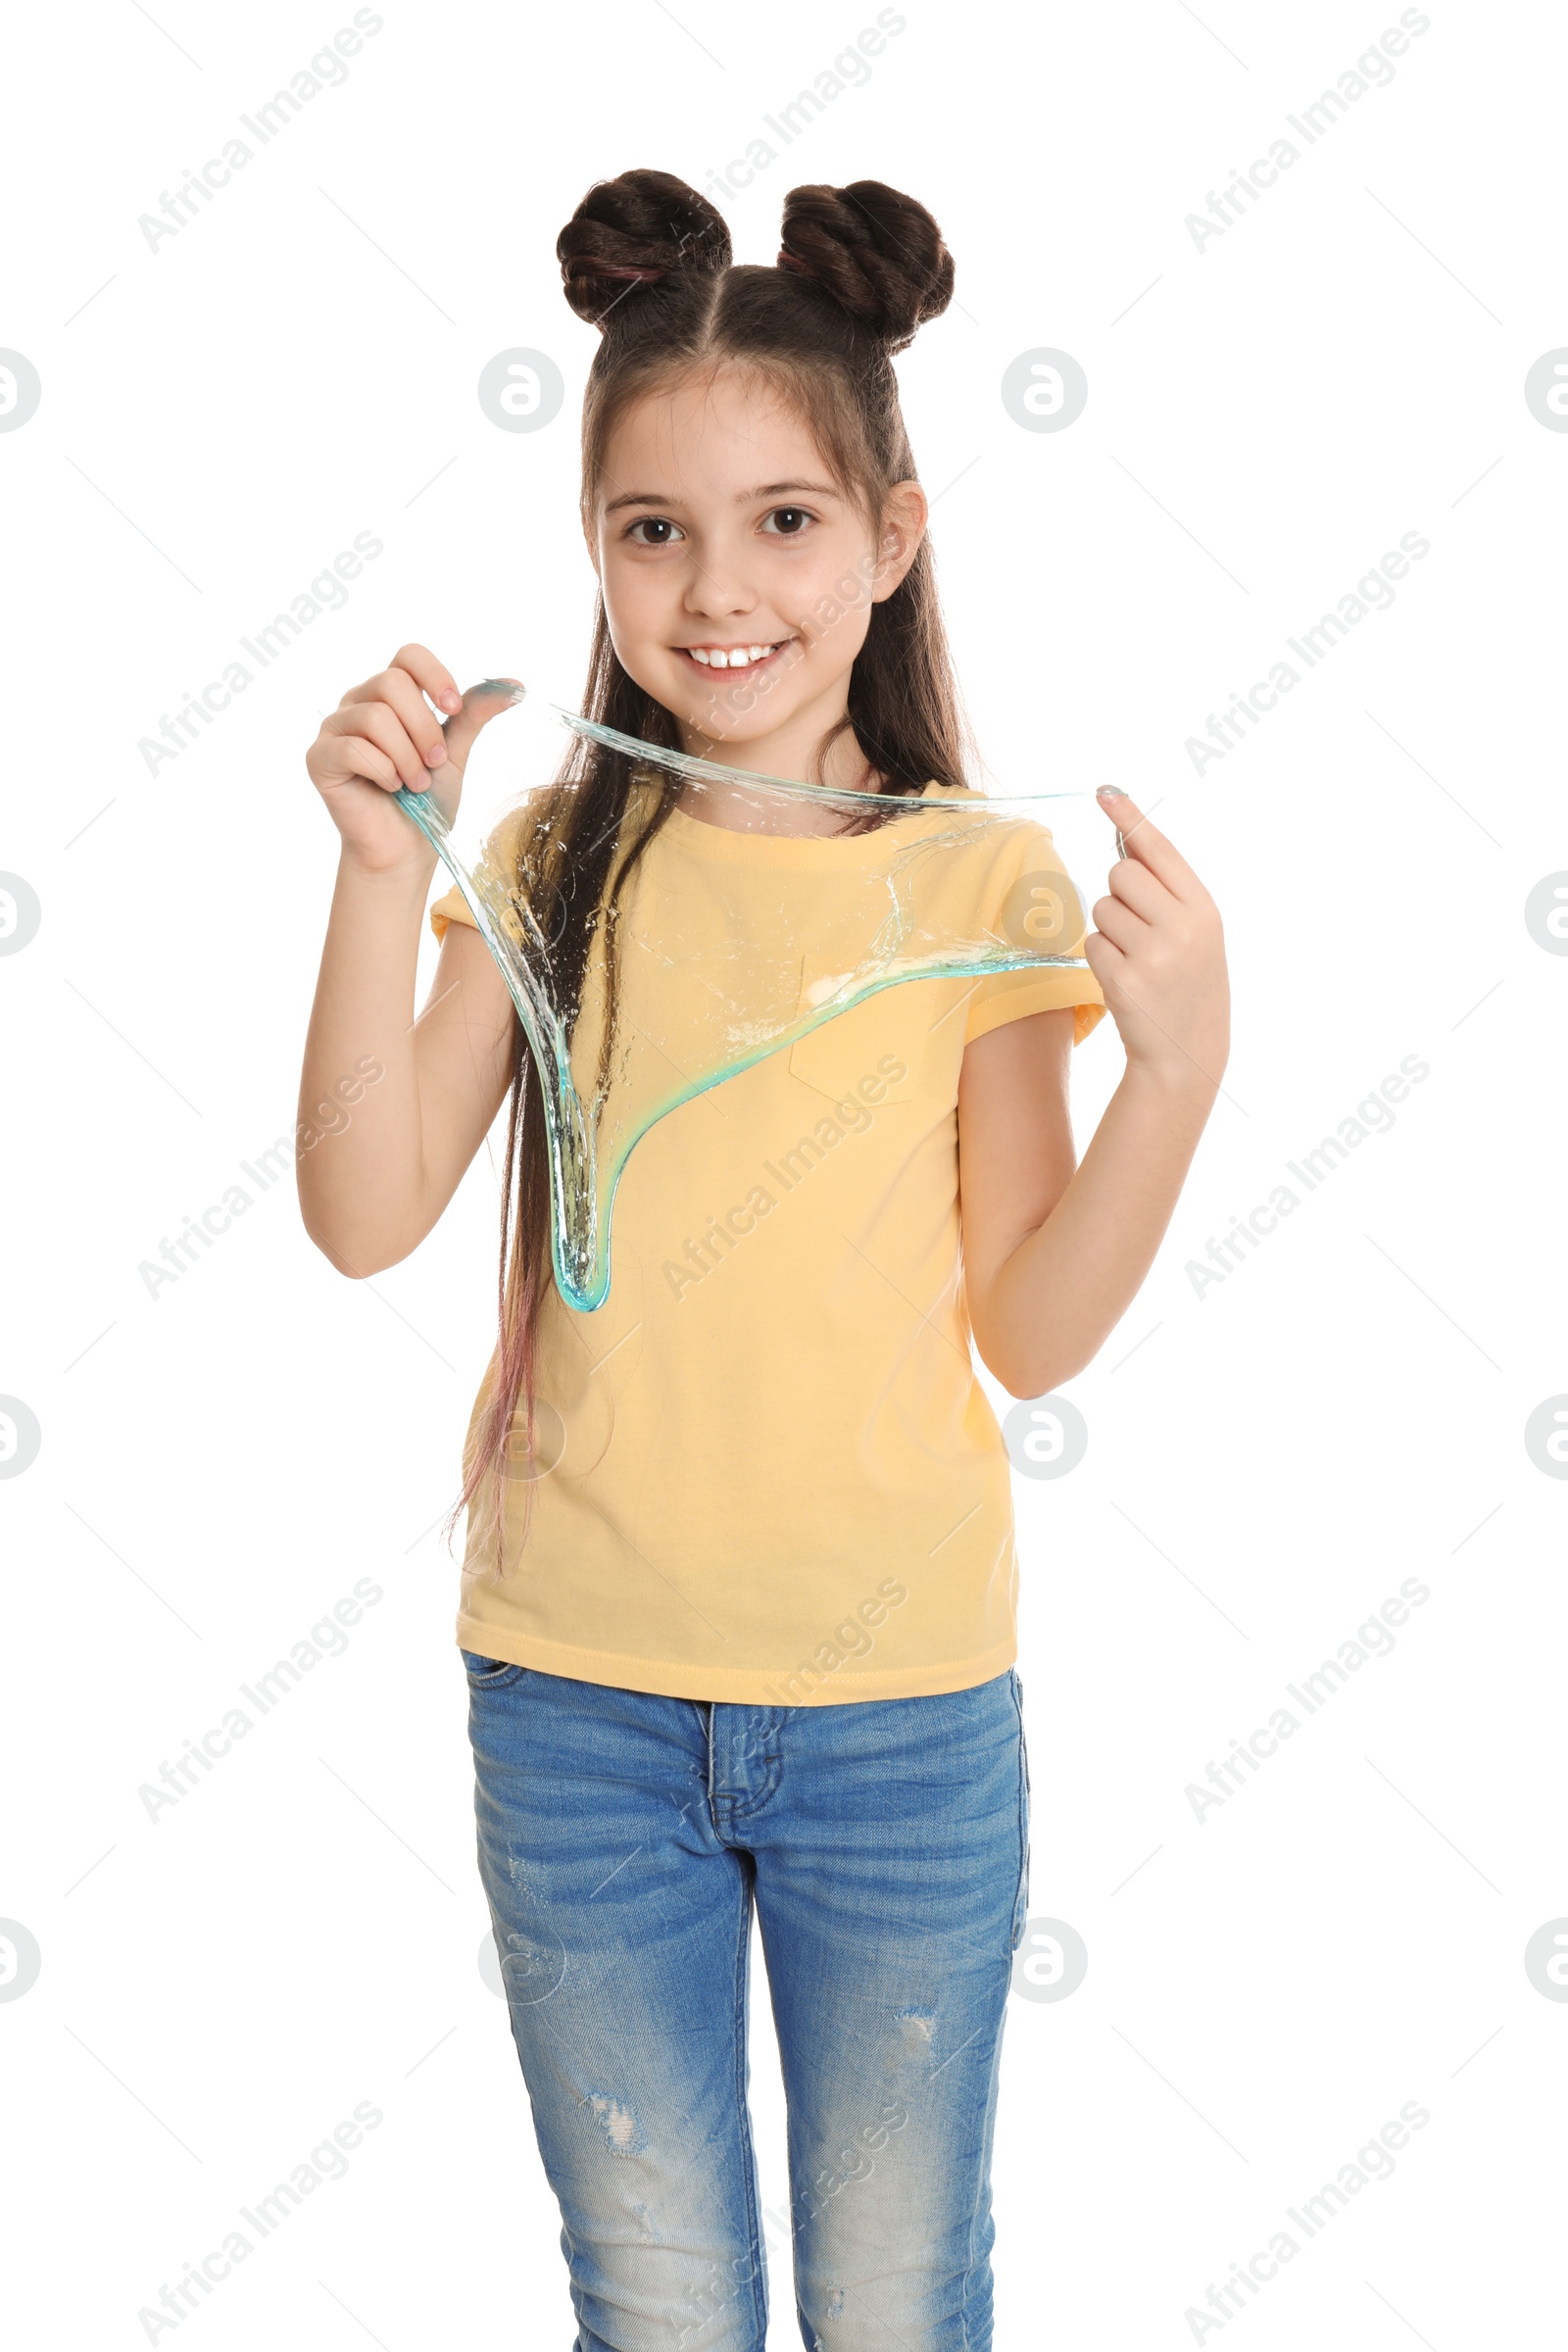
[687,644,776,667]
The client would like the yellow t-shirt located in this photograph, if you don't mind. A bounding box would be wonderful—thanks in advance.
[429,786,1106,1703]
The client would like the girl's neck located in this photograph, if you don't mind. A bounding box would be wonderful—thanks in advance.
[673,684,883,834]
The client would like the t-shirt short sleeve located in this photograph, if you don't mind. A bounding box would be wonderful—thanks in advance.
[961,815,1107,1048]
[963,965,1106,1048]
[427,882,475,945]
[426,803,535,945]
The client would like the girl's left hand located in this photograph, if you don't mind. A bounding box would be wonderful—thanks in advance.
[1083,787,1230,1094]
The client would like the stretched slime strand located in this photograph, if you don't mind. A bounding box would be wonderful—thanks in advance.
[396,697,1108,1312]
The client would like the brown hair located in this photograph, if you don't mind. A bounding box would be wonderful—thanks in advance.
[453,168,973,1571]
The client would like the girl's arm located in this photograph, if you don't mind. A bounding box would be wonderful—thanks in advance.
[296,647,521,1277]
[958,787,1229,1396]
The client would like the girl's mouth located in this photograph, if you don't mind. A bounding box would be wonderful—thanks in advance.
[675,640,792,677]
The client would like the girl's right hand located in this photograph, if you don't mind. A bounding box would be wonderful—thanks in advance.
[305,644,523,875]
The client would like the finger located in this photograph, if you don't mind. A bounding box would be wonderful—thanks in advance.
[1095,786,1199,898]
[364,665,452,771]
[389,642,464,717]
[1081,928,1126,991]
[311,732,402,795]
[1091,893,1151,955]
[441,676,526,770]
[321,703,429,793]
[1106,856,1171,920]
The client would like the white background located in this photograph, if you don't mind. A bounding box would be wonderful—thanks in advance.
[3,0,1564,2343]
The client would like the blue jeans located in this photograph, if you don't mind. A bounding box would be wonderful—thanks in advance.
[464,1654,1031,2352]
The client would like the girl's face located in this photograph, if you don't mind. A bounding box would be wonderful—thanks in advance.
[586,367,926,773]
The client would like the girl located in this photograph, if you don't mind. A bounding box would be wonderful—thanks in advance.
[298,172,1227,2352]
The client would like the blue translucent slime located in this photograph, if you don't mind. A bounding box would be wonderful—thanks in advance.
[397,703,1108,1313]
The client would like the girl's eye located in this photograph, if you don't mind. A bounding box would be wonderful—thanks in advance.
[624,516,684,546]
[761,506,813,537]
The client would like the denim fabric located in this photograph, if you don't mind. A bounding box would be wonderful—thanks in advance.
[465,1654,1031,2351]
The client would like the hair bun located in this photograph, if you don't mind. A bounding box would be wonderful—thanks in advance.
[776,180,954,352]
[558,170,731,331]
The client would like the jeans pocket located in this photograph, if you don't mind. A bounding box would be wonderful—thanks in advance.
[461,1647,524,1690]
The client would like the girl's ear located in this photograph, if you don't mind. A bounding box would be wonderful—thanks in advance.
[870,479,929,603]
[581,508,602,578]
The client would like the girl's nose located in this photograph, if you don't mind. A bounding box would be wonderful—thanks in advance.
[685,591,757,621]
